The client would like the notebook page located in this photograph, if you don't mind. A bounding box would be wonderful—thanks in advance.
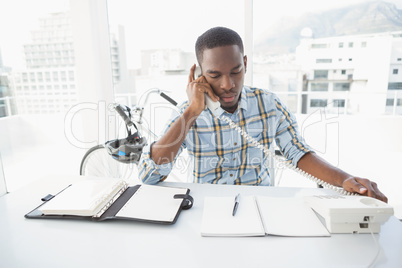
[256,196,330,237]
[40,179,126,216]
[201,196,266,237]
[115,185,188,222]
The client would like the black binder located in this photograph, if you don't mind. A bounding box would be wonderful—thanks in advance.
[25,182,193,225]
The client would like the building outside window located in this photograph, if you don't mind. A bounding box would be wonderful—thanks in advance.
[314,70,328,79]
[333,83,350,91]
[310,99,328,107]
[333,99,345,107]
[388,82,402,90]
[316,59,332,63]
[310,82,328,91]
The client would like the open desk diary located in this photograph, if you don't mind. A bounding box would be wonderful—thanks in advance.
[25,179,193,224]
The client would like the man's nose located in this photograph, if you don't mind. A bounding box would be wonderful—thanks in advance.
[220,76,234,90]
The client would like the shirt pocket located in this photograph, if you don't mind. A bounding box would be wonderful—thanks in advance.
[245,132,264,167]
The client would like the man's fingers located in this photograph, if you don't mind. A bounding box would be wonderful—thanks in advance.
[356,178,388,203]
[343,178,365,194]
[188,64,196,83]
[347,178,388,203]
[204,88,219,102]
[371,183,388,203]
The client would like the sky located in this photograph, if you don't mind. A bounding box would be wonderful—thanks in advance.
[1,0,401,69]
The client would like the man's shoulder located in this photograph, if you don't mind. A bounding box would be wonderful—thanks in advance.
[243,86,278,102]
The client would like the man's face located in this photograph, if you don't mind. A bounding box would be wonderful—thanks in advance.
[200,45,247,113]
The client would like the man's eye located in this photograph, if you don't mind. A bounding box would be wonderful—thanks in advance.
[210,75,220,79]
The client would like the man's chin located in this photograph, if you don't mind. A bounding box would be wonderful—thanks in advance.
[221,102,238,113]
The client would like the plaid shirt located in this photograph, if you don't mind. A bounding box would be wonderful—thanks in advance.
[139,86,311,185]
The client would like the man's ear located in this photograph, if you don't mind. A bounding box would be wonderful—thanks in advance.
[243,55,247,73]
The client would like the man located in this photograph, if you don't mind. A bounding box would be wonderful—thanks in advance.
[139,26,387,202]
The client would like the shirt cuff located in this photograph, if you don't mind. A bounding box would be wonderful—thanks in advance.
[142,142,174,176]
[292,148,313,167]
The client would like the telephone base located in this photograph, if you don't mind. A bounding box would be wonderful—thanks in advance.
[305,195,394,234]
[314,212,382,233]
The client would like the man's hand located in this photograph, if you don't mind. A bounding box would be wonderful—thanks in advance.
[298,152,388,203]
[342,177,388,203]
[186,64,219,115]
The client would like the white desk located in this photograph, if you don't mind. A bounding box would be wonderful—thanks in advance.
[1,175,401,268]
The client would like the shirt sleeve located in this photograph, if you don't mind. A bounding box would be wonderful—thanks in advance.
[274,98,312,166]
[138,142,185,184]
[138,102,188,185]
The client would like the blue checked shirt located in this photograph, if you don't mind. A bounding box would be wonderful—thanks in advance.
[139,86,311,185]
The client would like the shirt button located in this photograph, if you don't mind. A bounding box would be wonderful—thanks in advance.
[233,158,236,161]
[230,174,233,177]
[234,142,237,146]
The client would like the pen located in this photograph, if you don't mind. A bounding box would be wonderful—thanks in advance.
[232,193,240,216]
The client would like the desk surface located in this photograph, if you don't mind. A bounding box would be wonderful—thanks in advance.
[1,175,401,268]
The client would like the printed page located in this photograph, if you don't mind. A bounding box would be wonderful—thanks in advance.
[115,185,188,222]
[256,196,330,237]
[40,179,126,216]
[201,196,266,237]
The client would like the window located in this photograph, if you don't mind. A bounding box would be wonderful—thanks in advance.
[348,58,352,61]
[393,69,398,75]
[398,58,401,61]
[333,99,345,107]
[311,83,328,91]
[53,71,59,82]
[388,82,402,90]
[316,59,332,63]
[310,99,328,107]
[361,41,367,48]
[334,83,350,91]
[338,42,343,48]
[348,42,353,48]
[341,70,346,75]
[314,70,328,79]
[386,99,394,106]
[312,44,327,49]
[37,72,43,82]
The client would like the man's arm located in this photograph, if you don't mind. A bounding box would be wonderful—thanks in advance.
[297,152,388,202]
[150,64,219,164]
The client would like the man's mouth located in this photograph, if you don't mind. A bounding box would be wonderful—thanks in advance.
[220,95,235,103]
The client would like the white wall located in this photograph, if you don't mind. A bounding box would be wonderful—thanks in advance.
[0,115,86,191]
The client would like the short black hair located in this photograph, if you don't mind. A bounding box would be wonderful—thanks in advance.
[195,27,244,65]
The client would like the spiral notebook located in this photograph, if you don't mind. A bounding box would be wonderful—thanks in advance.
[25,179,193,224]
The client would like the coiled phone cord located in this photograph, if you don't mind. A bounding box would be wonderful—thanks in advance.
[220,116,356,196]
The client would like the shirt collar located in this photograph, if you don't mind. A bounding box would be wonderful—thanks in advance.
[239,86,248,111]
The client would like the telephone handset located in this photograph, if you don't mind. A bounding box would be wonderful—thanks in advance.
[204,94,353,196]
[204,93,220,115]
